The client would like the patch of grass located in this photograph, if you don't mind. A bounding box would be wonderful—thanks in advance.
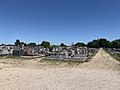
[0,56,4,59]
[0,55,30,61]
[105,49,120,62]
[0,55,43,65]
[40,58,82,66]
[7,56,26,59]
[85,49,99,62]
[0,56,22,64]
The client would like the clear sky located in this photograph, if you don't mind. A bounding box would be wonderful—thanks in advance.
[0,0,120,45]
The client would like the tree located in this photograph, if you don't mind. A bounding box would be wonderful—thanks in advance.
[21,42,27,47]
[15,39,21,46]
[60,43,66,47]
[111,39,120,48]
[98,38,111,48]
[87,41,95,48]
[27,42,36,47]
[87,40,98,48]
[75,42,86,47]
[41,41,50,48]
[87,38,111,48]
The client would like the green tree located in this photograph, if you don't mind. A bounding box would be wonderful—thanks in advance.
[21,42,27,47]
[98,38,110,48]
[75,42,86,47]
[87,38,111,48]
[15,39,21,46]
[60,43,66,47]
[87,40,99,48]
[41,41,50,48]
[111,39,120,48]
[27,42,36,47]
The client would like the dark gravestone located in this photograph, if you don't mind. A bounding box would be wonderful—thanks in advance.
[13,50,23,56]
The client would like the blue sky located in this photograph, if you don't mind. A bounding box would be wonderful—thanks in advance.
[0,0,120,45]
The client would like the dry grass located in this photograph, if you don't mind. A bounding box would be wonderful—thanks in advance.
[40,58,82,67]
[104,49,120,62]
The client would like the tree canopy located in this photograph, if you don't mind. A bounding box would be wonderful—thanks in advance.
[111,39,120,48]
[15,39,21,46]
[27,42,36,47]
[14,38,120,48]
[41,41,50,48]
[87,38,119,48]
[75,42,86,47]
[60,43,66,47]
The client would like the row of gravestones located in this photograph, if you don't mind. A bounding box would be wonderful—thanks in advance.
[0,44,97,57]
[107,48,120,54]
[47,48,97,59]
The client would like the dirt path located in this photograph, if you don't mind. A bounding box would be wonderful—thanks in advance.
[0,48,120,90]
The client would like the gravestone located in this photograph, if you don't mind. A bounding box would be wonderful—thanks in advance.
[13,49,23,56]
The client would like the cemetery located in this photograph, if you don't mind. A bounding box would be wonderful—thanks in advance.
[0,45,14,56]
[47,46,89,61]
[0,38,118,61]
[0,44,98,61]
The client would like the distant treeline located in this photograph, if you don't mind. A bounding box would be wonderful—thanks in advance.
[87,38,120,48]
[14,38,120,48]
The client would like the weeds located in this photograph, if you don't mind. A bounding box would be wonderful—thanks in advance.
[105,49,120,62]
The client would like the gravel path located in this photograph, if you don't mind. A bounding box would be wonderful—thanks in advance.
[0,48,120,90]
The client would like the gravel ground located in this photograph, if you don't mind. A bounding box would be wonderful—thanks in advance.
[0,48,120,90]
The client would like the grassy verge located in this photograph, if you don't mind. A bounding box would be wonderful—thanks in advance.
[0,55,41,60]
[85,49,99,62]
[40,58,82,66]
[105,49,120,62]
[0,56,31,65]
[0,55,28,60]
